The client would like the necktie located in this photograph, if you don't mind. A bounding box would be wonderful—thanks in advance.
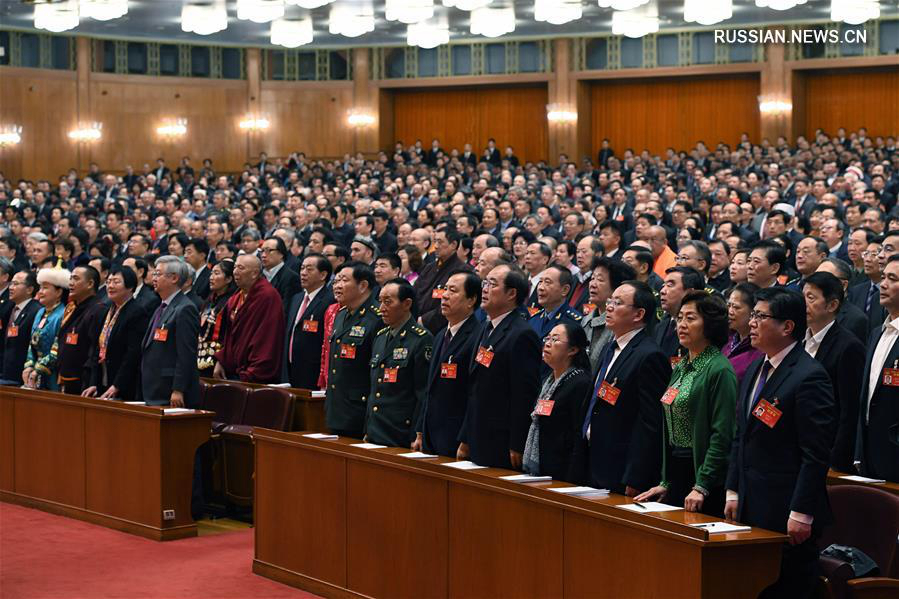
[748,360,772,416]
[479,321,494,348]
[866,283,878,314]
[288,294,312,363]
[145,302,168,346]
[10,306,19,325]
[582,340,617,438]
[439,330,453,363]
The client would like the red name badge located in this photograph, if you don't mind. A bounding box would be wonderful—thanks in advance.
[6,325,18,338]
[534,399,555,416]
[475,346,494,368]
[883,368,899,387]
[661,387,679,405]
[340,344,356,359]
[752,399,782,428]
[527,306,540,317]
[582,303,596,315]
[431,288,446,299]
[65,331,79,345]
[302,319,319,333]
[670,355,682,368]
[383,367,398,383]
[440,363,457,379]
[153,328,168,342]
[597,381,621,405]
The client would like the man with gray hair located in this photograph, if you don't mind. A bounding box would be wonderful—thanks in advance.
[141,255,200,408]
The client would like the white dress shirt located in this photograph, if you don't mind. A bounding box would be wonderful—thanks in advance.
[867,315,899,423]
[803,320,835,359]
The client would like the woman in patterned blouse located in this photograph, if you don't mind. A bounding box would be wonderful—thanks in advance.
[22,267,70,391]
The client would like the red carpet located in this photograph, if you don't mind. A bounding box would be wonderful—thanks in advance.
[0,502,316,598]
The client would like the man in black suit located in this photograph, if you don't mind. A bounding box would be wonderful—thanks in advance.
[282,253,334,390]
[140,256,201,408]
[801,272,865,472]
[847,237,886,338]
[581,280,669,494]
[413,227,472,335]
[0,271,40,385]
[817,258,869,345]
[725,288,835,599]
[56,266,106,395]
[184,238,211,301]
[262,236,301,316]
[415,272,481,457]
[124,257,161,315]
[0,257,13,368]
[856,254,899,483]
[483,138,501,168]
[458,264,541,469]
[654,266,705,362]
[81,267,149,402]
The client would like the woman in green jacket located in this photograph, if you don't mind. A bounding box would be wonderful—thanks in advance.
[636,290,736,517]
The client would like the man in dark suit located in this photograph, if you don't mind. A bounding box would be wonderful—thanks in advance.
[801,273,865,472]
[415,272,481,457]
[283,253,334,390]
[847,237,886,338]
[458,264,541,469]
[0,257,13,368]
[725,288,835,599]
[261,236,301,315]
[56,266,106,395]
[140,256,201,408]
[820,218,850,263]
[581,280,670,494]
[654,266,705,362]
[124,257,161,315]
[0,271,41,385]
[817,258,869,344]
[81,267,149,402]
[413,227,472,335]
[184,238,211,301]
[856,254,899,483]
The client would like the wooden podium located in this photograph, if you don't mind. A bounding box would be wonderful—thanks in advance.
[0,386,212,541]
[253,431,788,599]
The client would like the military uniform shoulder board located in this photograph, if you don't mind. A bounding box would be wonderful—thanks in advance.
[571,311,582,321]
[377,326,389,336]
[412,326,426,336]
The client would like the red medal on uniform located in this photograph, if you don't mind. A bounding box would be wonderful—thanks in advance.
[66,332,79,345]
[661,387,679,405]
[340,344,356,359]
[475,346,494,368]
[535,399,555,416]
[882,368,899,386]
[6,325,18,338]
[440,363,457,379]
[598,380,620,405]
[153,328,168,342]
[383,367,398,383]
[302,319,319,332]
[752,399,782,428]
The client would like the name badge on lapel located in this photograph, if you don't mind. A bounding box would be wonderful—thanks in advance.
[65,332,79,345]
[340,344,356,359]
[882,368,899,387]
[153,327,168,342]
[431,288,446,299]
[302,319,319,333]
[475,346,494,368]
[383,367,398,383]
[582,303,596,315]
[440,362,457,379]
[598,379,620,406]
[670,355,682,368]
[535,399,555,416]
[349,325,366,338]
[661,387,679,405]
[753,398,782,428]
[7,325,18,338]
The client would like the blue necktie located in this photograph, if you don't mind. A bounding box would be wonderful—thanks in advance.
[748,360,772,417]
[582,340,617,438]
[865,283,878,314]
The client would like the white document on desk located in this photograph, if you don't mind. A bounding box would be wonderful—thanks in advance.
[310,390,326,398]
[690,522,751,534]
[163,408,194,414]
[839,475,887,483]
[618,502,683,513]
[549,486,610,496]
[303,433,338,440]
[397,451,439,459]
[500,474,552,483]
[442,461,487,470]
[350,442,387,449]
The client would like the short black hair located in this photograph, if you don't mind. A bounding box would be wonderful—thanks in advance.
[754,287,807,341]
[623,245,654,271]
[592,256,636,289]
[337,260,376,291]
[458,271,482,309]
[20,271,38,296]
[802,271,844,307]
[186,237,210,257]
[77,265,101,292]
[108,265,137,291]
[680,240,711,274]
[727,282,760,309]
[376,252,402,271]
[383,277,417,314]
[680,290,729,349]
[500,264,530,306]
[304,252,333,278]
[621,280,656,325]
[546,263,573,291]
[752,240,787,275]
[664,266,705,291]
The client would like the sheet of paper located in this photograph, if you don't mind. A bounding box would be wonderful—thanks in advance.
[303,433,338,440]
[397,451,439,459]
[163,408,194,414]
[123,401,144,405]
[549,486,610,496]
[442,461,487,470]
[618,502,684,513]
[310,390,326,398]
[839,475,887,484]
[266,383,291,388]
[690,522,751,534]
[499,474,552,483]
[350,442,387,449]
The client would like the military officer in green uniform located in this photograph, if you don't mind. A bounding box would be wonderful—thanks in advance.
[326,261,383,438]
[365,278,433,448]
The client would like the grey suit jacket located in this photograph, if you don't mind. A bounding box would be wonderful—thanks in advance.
[140,291,201,407]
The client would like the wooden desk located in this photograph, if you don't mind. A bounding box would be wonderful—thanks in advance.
[0,387,212,541]
[200,377,326,432]
[828,470,899,498]
[253,431,788,599]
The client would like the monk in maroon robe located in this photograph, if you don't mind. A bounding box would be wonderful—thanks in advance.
[214,254,286,383]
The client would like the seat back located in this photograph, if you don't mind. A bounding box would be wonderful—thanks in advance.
[202,383,249,426]
[242,388,295,431]
[820,485,899,574]
[199,379,210,405]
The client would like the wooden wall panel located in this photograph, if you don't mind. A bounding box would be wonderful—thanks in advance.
[258,83,355,160]
[590,75,760,157]
[87,75,249,177]
[391,85,549,163]
[801,68,899,139]
[0,68,79,183]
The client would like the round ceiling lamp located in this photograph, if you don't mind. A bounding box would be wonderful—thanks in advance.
[329,2,375,37]
[611,1,659,38]
[407,15,450,48]
[181,0,228,35]
[470,5,515,38]
[79,0,128,21]
[271,16,314,47]
[34,1,80,33]
[684,0,732,26]
[236,0,285,23]
[754,0,808,11]
[386,0,435,24]
[597,0,648,11]
[831,0,879,24]
[535,0,583,25]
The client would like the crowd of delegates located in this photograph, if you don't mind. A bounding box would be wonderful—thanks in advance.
[1,126,898,596]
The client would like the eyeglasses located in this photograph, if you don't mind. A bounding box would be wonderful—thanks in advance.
[605,298,635,309]
[482,279,500,289]
[862,251,879,258]
[749,310,780,322]
[543,335,567,346]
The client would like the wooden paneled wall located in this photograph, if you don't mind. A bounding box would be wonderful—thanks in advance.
[799,68,899,140]
[389,85,549,164]
[590,74,761,157]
